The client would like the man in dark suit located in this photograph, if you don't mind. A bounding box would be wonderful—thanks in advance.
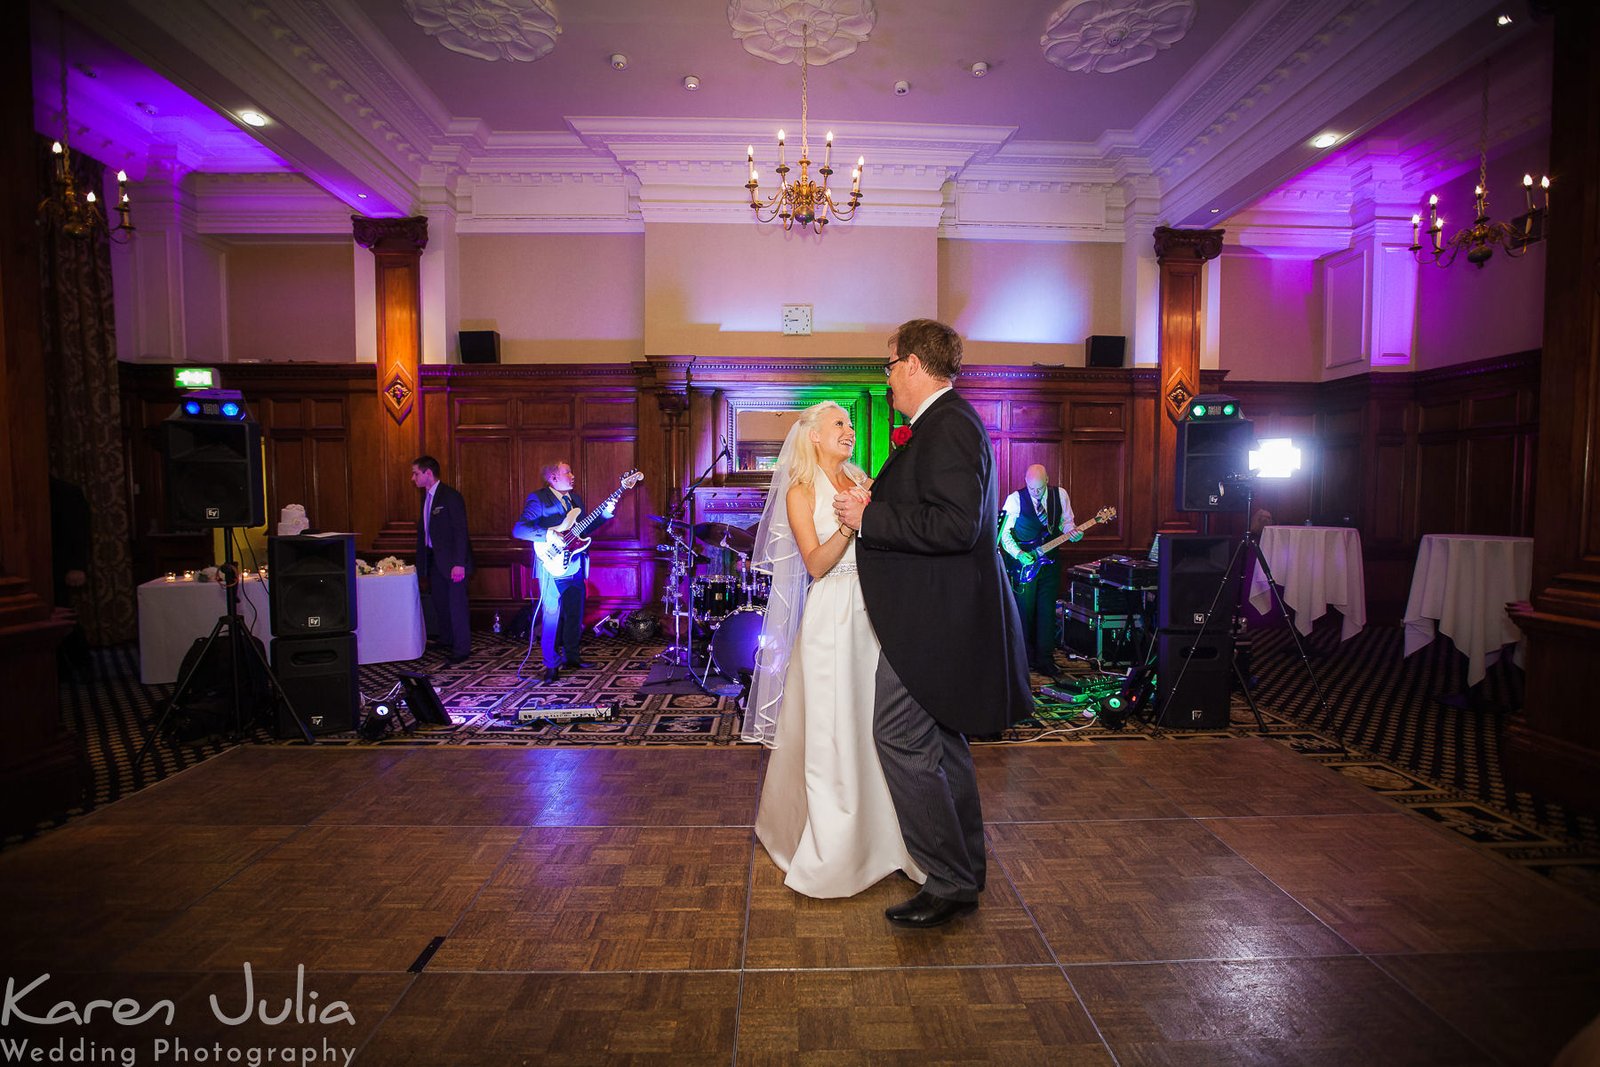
[834,319,1033,929]
[412,455,473,663]
[512,460,613,683]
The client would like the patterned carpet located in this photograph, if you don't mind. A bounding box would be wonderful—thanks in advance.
[14,622,1600,902]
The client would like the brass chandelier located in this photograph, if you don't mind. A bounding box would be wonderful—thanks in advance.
[745,25,862,233]
[38,17,134,243]
[1410,62,1545,269]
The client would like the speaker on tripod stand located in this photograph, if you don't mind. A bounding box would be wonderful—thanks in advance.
[1145,396,1255,729]
[137,393,313,769]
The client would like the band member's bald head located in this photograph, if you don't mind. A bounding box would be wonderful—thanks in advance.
[1025,465,1048,491]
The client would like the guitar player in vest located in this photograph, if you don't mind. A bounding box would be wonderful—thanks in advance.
[999,465,1079,679]
[512,460,616,683]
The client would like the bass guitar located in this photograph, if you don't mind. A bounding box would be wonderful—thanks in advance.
[534,469,643,578]
[1012,506,1117,584]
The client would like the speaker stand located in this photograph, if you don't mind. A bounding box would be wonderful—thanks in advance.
[1152,485,1344,752]
[135,530,315,770]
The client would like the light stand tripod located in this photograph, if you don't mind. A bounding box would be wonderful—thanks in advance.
[1140,479,1343,746]
[135,530,314,770]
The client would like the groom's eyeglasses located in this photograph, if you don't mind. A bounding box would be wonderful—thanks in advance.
[883,356,909,377]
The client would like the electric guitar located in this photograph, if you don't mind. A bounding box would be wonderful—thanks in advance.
[534,470,643,578]
[1011,506,1117,584]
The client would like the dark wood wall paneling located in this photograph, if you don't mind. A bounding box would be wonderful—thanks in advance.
[1231,351,1538,619]
[118,351,1537,628]
[1,0,84,832]
[417,364,652,623]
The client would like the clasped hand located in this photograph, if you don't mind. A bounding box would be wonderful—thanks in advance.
[832,486,870,532]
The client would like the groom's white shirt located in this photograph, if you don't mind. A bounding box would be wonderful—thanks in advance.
[909,385,953,425]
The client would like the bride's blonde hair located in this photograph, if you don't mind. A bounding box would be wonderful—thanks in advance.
[787,401,866,491]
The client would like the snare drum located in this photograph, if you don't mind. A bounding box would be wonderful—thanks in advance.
[691,575,739,622]
[710,606,766,680]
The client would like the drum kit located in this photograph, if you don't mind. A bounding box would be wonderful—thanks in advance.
[651,516,769,687]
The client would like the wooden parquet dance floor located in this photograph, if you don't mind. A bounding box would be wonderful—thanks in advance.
[3,738,1599,1065]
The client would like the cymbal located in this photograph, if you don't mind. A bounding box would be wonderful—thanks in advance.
[649,514,690,529]
[693,521,756,556]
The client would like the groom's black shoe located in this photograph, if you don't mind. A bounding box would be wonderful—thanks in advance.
[885,891,978,929]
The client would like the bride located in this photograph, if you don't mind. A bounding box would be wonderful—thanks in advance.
[744,400,926,898]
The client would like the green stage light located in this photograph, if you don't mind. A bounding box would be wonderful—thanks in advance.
[1191,403,1207,418]
[1222,403,1236,416]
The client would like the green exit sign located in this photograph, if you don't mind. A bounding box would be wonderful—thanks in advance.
[174,367,217,390]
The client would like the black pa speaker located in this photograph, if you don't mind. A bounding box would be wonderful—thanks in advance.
[270,633,358,736]
[1154,629,1233,730]
[1085,334,1126,368]
[1157,534,1242,630]
[268,534,357,636]
[162,419,265,529]
[1175,417,1255,512]
[458,329,500,364]
[168,633,274,739]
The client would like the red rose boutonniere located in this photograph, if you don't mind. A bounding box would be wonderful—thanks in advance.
[890,425,914,448]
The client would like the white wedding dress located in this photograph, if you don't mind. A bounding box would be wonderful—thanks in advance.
[754,478,927,898]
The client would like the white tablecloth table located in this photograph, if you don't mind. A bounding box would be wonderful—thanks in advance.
[1402,534,1533,687]
[1247,525,1367,641]
[137,570,426,684]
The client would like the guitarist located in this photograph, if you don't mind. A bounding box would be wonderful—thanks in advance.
[999,465,1079,678]
[512,460,615,683]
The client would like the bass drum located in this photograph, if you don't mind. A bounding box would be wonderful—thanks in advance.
[710,606,765,681]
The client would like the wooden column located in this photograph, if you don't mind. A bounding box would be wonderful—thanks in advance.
[1505,0,1600,814]
[0,1,83,830]
[1152,226,1225,530]
[353,216,428,550]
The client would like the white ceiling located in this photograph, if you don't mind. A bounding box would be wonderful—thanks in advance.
[37,0,1544,228]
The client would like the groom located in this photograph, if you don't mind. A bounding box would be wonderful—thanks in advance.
[834,319,1033,928]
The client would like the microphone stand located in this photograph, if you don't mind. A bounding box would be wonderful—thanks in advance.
[658,439,729,675]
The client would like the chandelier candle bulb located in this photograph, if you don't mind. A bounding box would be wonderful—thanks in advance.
[824,130,832,169]
[1524,174,1534,213]
[1411,214,1420,247]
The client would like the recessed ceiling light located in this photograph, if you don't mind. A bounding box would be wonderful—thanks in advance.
[135,101,157,116]
[1310,132,1340,149]
[970,61,989,78]
[238,110,269,128]
[1209,208,1220,214]
[357,193,368,199]
[610,53,628,70]
[682,75,700,91]
[1497,13,1513,25]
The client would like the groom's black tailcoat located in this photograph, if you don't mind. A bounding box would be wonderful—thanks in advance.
[857,390,1034,735]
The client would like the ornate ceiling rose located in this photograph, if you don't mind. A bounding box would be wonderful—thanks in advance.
[1041,0,1196,74]
[403,0,562,63]
[728,0,877,67]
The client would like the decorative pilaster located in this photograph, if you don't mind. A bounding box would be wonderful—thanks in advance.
[353,215,428,541]
[1153,226,1224,528]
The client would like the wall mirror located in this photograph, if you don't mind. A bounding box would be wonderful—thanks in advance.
[726,392,878,482]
